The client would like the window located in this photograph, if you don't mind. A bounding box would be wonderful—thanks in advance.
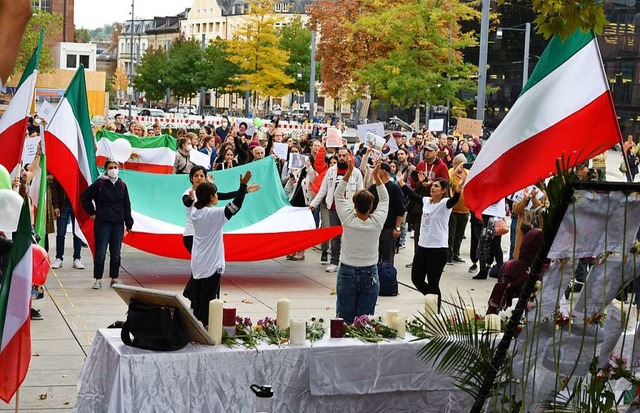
[66,54,77,69]
[79,55,89,69]
[215,22,221,32]
[34,0,51,12]
[274,2,289,12]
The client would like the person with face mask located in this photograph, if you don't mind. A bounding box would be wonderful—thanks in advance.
[216,117,230,141]
[174,136,196,174]
[81,159,134,289]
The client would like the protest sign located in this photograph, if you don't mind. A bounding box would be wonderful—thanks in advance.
[357,122,385,142]
[455,117,483,136]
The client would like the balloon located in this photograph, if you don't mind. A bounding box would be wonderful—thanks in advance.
[0,165,11,190]
[32,244,51,285]
[253,117,263,128]
[0,189,23,232]
[110,139,133,163]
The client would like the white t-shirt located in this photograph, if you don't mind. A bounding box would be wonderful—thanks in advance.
[418,197,453,248]
[190,206,228,279]
[183,188,196,236]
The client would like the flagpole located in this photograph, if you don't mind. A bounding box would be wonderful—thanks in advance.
[14,388,19,413]
[592,30,633,183]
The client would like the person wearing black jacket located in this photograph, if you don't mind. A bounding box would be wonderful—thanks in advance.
[368,162,405,264]
[81,159,134,289]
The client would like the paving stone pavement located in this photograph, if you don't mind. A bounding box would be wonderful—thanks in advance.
[0,150,628,411]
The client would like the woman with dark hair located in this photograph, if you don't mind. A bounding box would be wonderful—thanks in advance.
[190,171,252,326]
[215,148,238,170]
[397,164,466,311]
[81,159,134,289]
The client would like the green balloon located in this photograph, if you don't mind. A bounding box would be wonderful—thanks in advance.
[0,165,11,190]
[253,117,263,128]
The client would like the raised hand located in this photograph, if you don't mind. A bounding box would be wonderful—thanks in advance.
[247,183,261,192]
[240,171,252,185]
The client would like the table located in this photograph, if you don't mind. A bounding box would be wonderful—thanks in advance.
[75,329,472,412]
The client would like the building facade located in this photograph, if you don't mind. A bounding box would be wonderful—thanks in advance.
[117,19,155,79]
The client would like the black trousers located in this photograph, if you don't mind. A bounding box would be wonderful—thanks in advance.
[448,212,469,258]
[469,216,483,263]
[192,273,221,327]
[411,246,448,311]
[378,228,396,264]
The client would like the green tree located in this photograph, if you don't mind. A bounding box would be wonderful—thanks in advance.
[74,27,91,43]
[227,0,294,108]
[523,0,608,40]
[133,47,168,104]
[15,4,62,76]
[166,36,203,103]
[278,16,316,94]
[200,38,241,98]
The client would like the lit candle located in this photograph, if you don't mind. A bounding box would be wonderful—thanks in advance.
[464,306,476,322]
[485,314,501,333]
[223,307,236,336]
[208,299,224,345]
[424,294,438,316]
[385,309,399,327]
[393,316,407,339]
[289,319,306,345]
[276,298,291,329]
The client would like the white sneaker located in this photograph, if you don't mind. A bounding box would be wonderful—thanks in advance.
[73,259,85,270]
[92,280,102,290]
[325,264,338,273]
[409,231,415,239]
[51,258,63,269]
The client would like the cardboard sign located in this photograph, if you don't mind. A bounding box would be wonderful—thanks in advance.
[189,149,211,168]
[288,153,308,170]
[428,119,444,132]
[37,100,54,121]
[357,122,385,142]
[272,142,289,160]
[455,117,483,137]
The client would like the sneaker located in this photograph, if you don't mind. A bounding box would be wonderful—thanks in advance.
[51,258,63,269]
[453,256,465,263]
[320,252,328,263]
[398,243,406,249]
[110,278,122,287]
[446,256,454,265]
[30,308,44,321]
[73,259,85,269]
[325,264,338,273]
[473,270,488,280]
[291,252,305,261]
[468,263,478,273]
[92,279,102,289]
[409,231,415,239]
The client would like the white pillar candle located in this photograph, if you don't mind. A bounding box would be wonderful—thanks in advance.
[289,319,306,345]
[464,306,476,322]
[393,316,407,339]
[385,309,400,327]
[276,298,291,329]
[424,294,439,316]
[485,314,501,333]
[208,299,224,345]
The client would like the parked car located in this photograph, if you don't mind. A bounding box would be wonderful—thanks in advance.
[139,109,166,118]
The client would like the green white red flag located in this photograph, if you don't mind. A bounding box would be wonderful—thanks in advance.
[0,199,33,403]
[464,30,621,215]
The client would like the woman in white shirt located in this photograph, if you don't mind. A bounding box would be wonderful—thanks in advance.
[398,164,466,311]
[190,171,252,327]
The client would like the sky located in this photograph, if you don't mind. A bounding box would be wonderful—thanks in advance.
[75,0,193,30]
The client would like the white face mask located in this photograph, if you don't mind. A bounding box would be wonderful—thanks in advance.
[33,118,41,125]
[186,144,193,152]
[107,168,119,179]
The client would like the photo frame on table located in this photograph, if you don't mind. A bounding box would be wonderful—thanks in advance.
[112,284,215,345]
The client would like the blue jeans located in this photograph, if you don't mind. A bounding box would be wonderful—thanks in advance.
[336,263,379,324]
[55,204,82,261]
[93,221,124,279]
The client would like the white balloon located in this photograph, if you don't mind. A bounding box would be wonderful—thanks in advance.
[110,139,133,163]
[0,189,24,232]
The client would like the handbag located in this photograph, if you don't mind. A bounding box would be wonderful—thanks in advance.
[494,219,509,236]
[121,301,190,351]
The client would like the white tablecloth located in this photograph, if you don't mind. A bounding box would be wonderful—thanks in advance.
[75,329,471,412]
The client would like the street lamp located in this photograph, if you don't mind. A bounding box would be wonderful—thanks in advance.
[496,22,532,88]
[128,0,135,120]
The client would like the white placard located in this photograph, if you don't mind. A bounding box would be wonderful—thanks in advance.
[189,149,211,168]
[357,122,385,142]
[325,127,343,148]
[382,136,399,156]
[37,100,54,121]
[365,132,386,153]
[234,119,256,138]
[482,198,506,218]
[288,153,308,170]
[22,137,40,165]
[428,119,445,132]
[273,142,289,160]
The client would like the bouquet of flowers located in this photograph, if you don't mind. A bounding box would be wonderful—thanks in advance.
[344,315,397,343]
[306,317,326,343]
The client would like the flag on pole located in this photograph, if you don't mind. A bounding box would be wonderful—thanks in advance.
[0,199,33,403]
[44,66,98,254]
[463,29,621,215]
[0,29,43,172]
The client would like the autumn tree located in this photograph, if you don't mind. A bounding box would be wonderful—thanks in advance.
[166,36,203,103]
[15,5,62,76]
[227,0,294,111]
[200,38,241,101]
[111,64,129,104]
[133,47,169,104]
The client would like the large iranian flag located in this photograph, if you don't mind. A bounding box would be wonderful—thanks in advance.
[0,30,43,172]
[95,129,177,174]
[44,66,98,253]
[0,200,33,403]
[464,30,621,215]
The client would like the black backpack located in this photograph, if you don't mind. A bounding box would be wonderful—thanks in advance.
[378,261,398,296]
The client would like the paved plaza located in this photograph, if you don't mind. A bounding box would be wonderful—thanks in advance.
[0,152,630,411]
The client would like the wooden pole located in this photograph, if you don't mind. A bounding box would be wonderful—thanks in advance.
[14,387,19,413]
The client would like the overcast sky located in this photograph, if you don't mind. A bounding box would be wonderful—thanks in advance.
[75,0,192,29]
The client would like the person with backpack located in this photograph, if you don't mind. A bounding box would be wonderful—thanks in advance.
[81,159,134,289]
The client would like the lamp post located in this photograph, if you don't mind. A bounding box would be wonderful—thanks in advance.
[476,0,490,121]
[496,22,532,88]
[128,0,135,120]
